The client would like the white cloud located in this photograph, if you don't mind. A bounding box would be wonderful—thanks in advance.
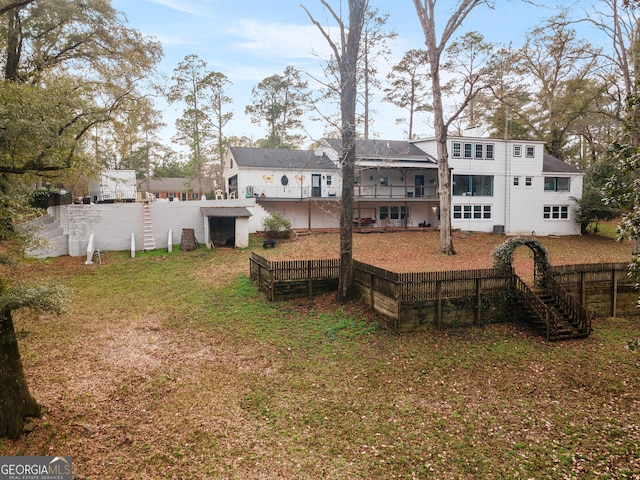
[147,0,214,17]
[231,19,338,61]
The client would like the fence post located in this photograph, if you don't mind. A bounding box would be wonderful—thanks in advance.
[369,272,375,310]
[580,271,587,308]
[474,277,481,325]
[270,267,275,302]
[308,261,313,298]
[611,268,618,318]
[436,281,442,330]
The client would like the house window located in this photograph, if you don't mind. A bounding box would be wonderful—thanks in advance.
[380,177,389,186]
[475,143,483,159]
[544,205,569,219]
[513,177,520,186]
[525,177,532,187]
[452,142,461,158]
[544,177,570,192]
[526,145,535,157]
[379,205,406,220]
[464,142,473,159]
[326,175,332,186]
[514,145,522,157]
[485,144,495,159]
[453,175,494,196]
[453,205,491,219]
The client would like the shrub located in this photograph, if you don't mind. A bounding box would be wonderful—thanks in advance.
[262,212,293,239]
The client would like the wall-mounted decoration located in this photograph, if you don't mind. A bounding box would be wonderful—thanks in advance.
[263,174,274,183]
[281,175,289,186]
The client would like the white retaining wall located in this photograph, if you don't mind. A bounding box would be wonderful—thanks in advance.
[50,199,262,257]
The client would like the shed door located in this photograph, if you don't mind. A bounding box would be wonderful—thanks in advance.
[209,216,236,247]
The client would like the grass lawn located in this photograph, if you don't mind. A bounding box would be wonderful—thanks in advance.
[1,231,639,479]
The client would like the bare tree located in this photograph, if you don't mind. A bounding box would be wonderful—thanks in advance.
[588,0,640,145]
[413,0,491,255]
[302,0,367,301]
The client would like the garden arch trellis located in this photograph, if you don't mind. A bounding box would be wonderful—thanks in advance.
[493,236,551,288]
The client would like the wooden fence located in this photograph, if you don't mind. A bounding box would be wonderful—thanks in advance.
[354,260,514,332]
[550,262,636,318]
[249,253,340,301]
[249,255,638,333]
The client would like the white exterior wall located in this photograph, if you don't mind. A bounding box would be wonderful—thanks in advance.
[227,166,341,199]
[52,199,258,256]
[265,201,341,230]
[414,137,582,236]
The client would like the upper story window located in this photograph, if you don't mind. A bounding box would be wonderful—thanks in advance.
[514,145,522,157]
[326,175,332,186]
[475,143,484,159]
[526,145,535,158]
[464,142,473,159]
[453,174,494,196]
[544,177,570,192]
[485,144,495,159]
[452,141,494,160]
[452,142,461,158]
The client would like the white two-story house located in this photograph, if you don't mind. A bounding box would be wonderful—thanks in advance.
[414,134,582,236]
[223,133,582,236]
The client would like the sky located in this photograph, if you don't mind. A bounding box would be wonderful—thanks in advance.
[110,0,602,150]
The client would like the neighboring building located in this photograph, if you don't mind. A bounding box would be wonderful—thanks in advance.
[224,134,583,236]
[137,177,205,201]
[88,170,137,203]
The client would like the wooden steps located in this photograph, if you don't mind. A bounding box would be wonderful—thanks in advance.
[513,276,592,341]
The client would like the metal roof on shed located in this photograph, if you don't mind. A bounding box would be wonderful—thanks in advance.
[200,207,252,218]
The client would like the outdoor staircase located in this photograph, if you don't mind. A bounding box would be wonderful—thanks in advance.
[142,202,157,251]
[513,275,592,341]
[23,214,69,258]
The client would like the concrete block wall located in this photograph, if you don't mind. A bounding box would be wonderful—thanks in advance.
[51,199,260,257]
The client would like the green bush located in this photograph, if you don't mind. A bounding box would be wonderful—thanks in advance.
[262,212,293,239]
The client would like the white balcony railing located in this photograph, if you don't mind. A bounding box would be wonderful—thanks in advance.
[241,184,438,200]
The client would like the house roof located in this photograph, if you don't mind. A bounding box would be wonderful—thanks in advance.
[200,207,252,218]
[542,153,581,174]
[322,138,437,163]
[230,147,339,170]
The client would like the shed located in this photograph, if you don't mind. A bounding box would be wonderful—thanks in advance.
[201,206,252,248]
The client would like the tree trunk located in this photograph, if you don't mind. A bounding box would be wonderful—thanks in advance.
[4,9,22,81]
[0,307,41,439]
[336,0,366,302]
[425,21,455,255]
